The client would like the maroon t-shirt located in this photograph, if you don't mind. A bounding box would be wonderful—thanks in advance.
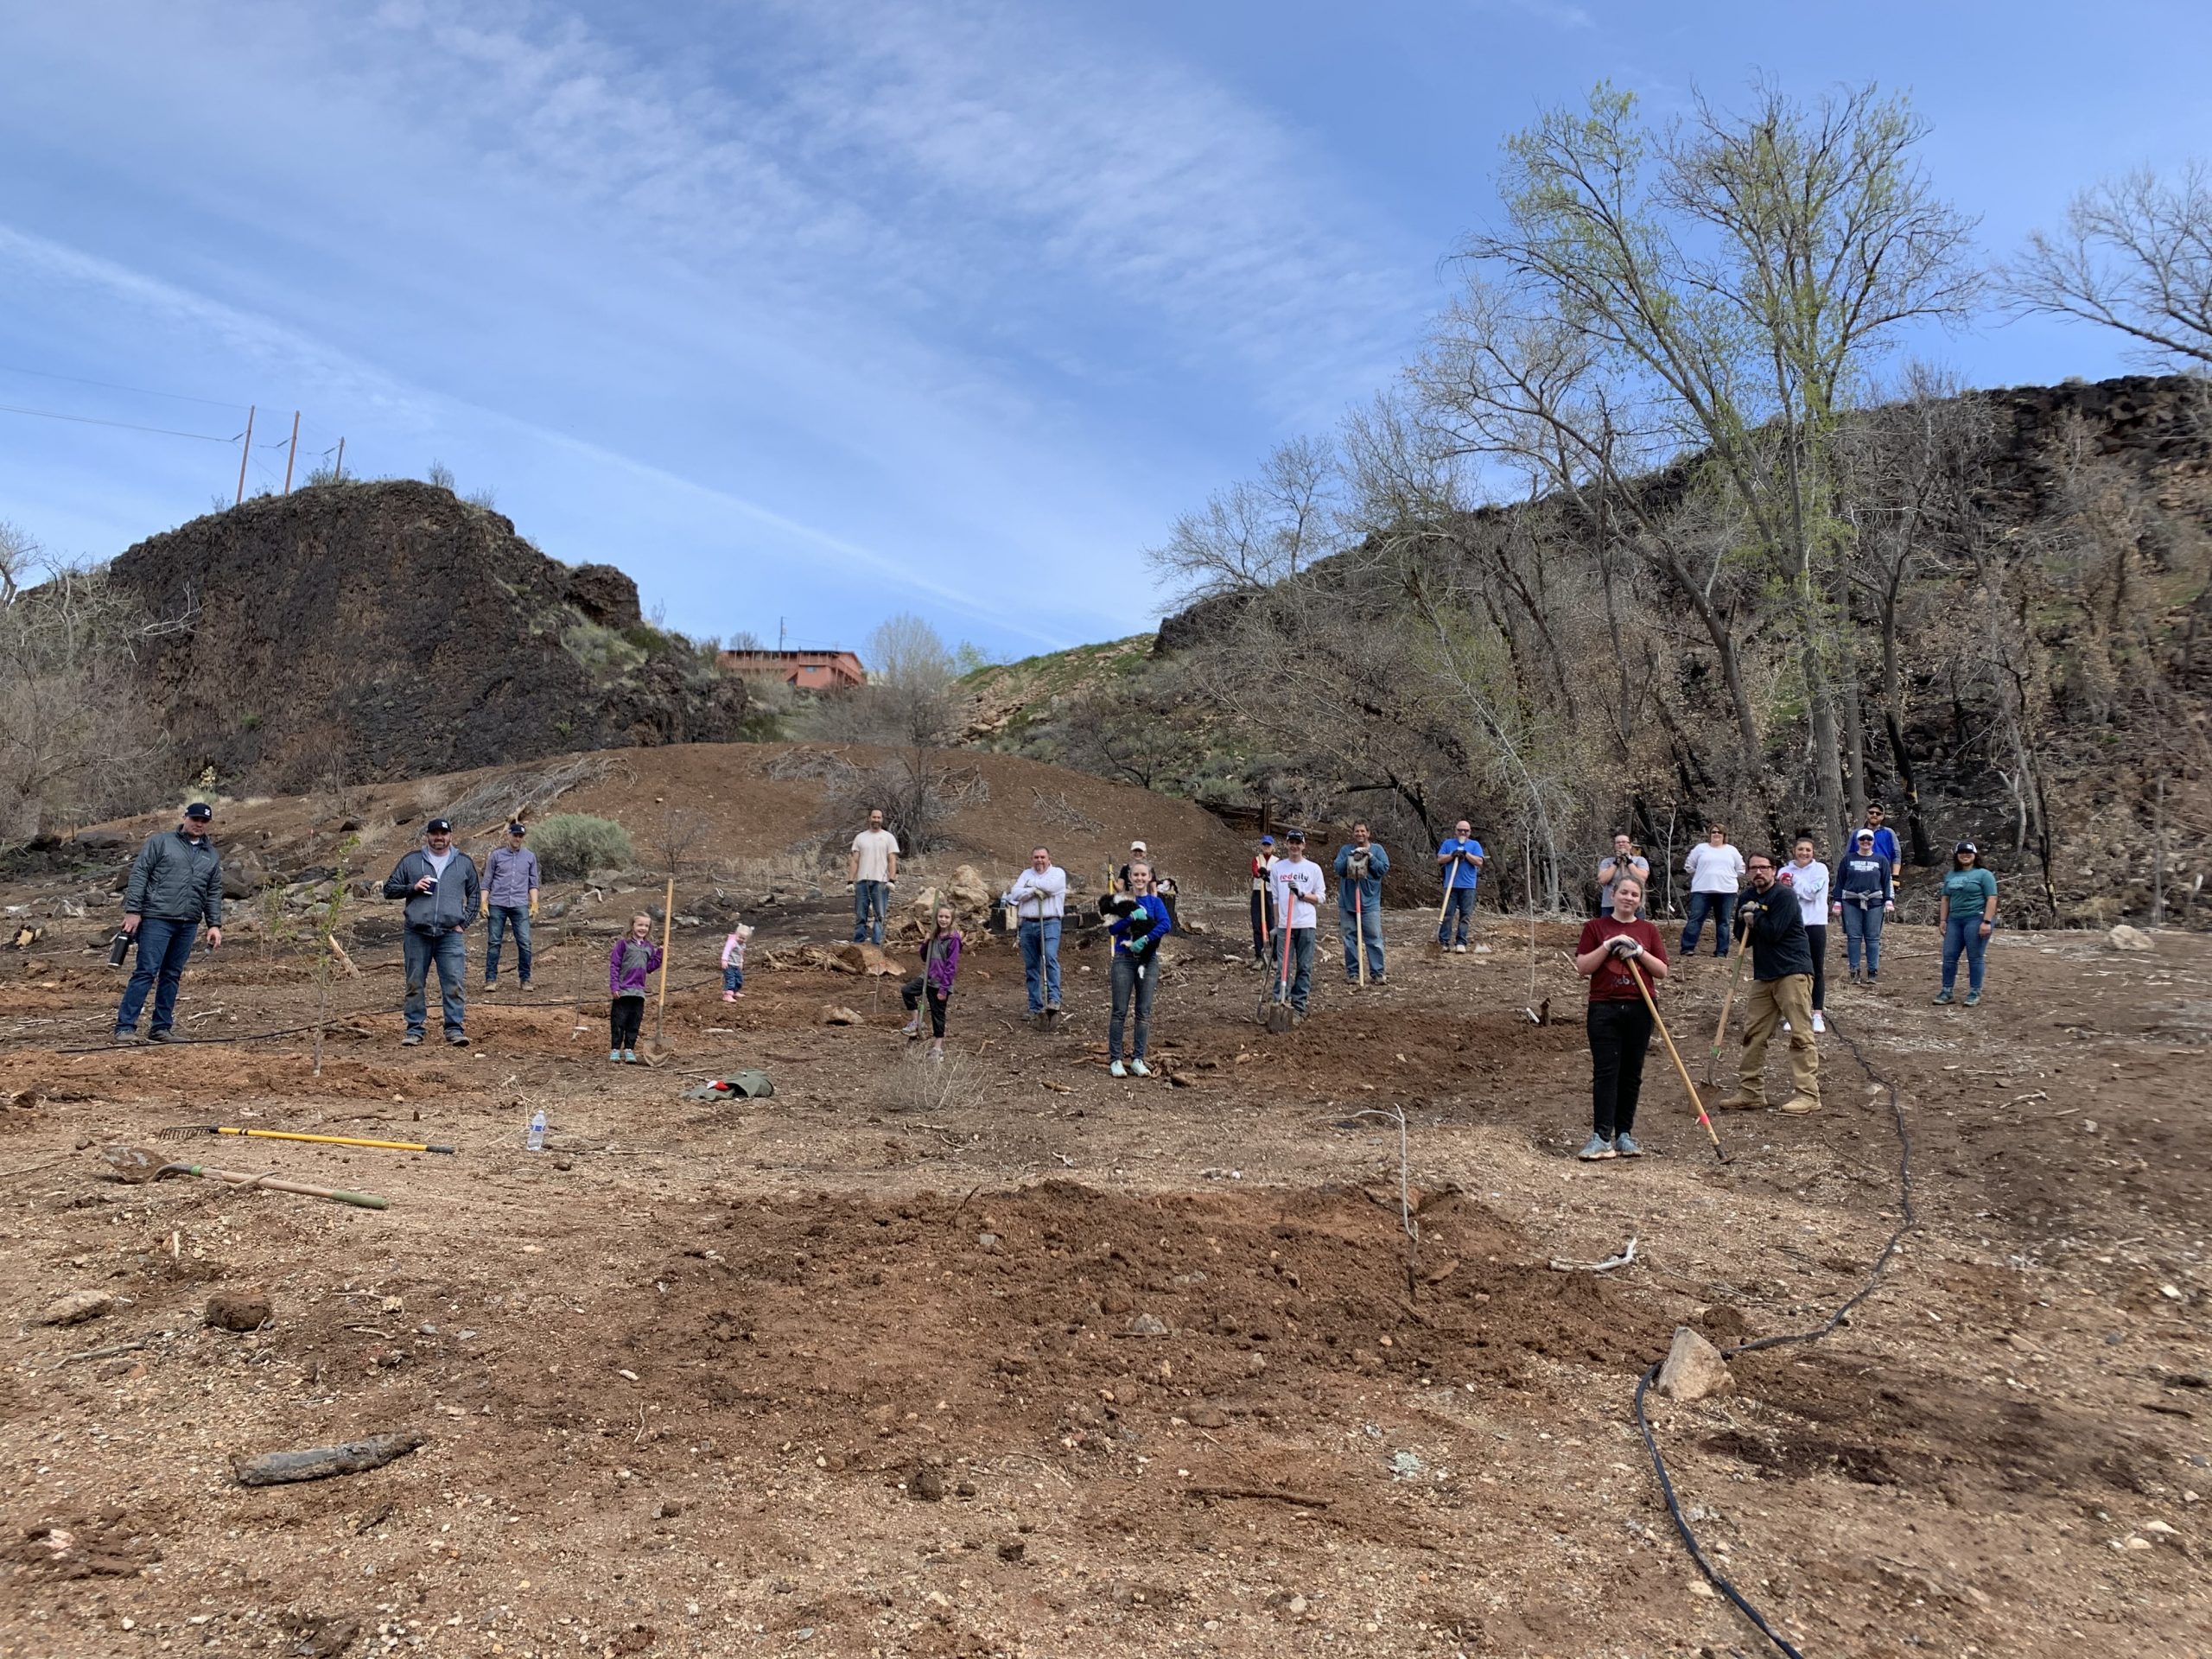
[1578,916,1668,1002]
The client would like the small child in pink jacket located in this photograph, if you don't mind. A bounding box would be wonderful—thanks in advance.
[721,923,753,1001]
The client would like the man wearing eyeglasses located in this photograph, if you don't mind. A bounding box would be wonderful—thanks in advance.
[1715,852,1820,1116]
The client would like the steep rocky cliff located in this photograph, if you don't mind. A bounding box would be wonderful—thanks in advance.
[108,480,747,791]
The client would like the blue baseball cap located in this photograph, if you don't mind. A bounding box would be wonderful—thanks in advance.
[1259,835,1274,846]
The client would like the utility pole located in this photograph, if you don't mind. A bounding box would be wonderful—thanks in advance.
[779,617,786,652]
[2154,774,2167,925]
[234,405,256,505]
[282,410,301,493]
[332,436,345,482]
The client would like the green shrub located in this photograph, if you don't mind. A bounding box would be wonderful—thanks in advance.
[531,813,633,880]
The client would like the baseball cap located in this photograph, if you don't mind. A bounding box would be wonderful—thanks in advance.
[1259,835,1274,846]
[1854,829,1875,842]
[508,821,527,836]
[183,802,212,821]
[1954,840,1977,855]
[426,817,452,834]
[1285,829,1306,843]
[1129,840,1147,853]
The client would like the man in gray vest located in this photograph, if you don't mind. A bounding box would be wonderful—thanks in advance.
[112,802,224,1045]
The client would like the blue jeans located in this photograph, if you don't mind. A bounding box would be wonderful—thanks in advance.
[484,906,531,985]
[1270,927,1316,1012]
[1681,891,1735,957]
[852,880,889,944]
[1019,917,1063,1012]
[1438,885,1478,946]
[1840,899,1886,976]
[1340,899,1384,981]
[115,916,198,1035]
[403,926,468,1036]
[1109,951,1159,1059]
[722,964,744,993]
[1942,914,1988,994]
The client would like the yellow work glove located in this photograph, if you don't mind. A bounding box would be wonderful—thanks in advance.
[528,894,539,918]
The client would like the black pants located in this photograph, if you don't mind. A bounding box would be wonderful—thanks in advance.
[1806,923,1827,1011]
[902,976,948,1038]
[610,994,644,1049]
[1249,889,1274,959]
[1586,999,1655,1140]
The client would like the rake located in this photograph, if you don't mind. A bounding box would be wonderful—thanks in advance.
[159,1125,455,1154]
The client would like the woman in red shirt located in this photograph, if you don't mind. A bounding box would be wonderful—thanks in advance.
[1572,874,1669,1160]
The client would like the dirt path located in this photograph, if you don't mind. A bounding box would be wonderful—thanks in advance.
[1,899,2206,1657]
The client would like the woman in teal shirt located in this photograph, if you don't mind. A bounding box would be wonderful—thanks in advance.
[1934,841,1999,1006]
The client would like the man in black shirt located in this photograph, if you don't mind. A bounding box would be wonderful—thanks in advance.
[1715,852,1820,1115]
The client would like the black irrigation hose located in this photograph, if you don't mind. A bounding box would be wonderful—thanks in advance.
[1632,1007,1916,1659]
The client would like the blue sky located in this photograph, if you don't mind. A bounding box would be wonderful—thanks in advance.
[1,1,2206,659]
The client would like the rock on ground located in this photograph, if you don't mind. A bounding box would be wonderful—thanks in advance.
[206,1291,274,1332]
[2109,924,2155,951]
[39,1290,115,1326]
[1656,1325,1734,1402]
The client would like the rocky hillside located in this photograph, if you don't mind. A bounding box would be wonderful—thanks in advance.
[108,480,747,792]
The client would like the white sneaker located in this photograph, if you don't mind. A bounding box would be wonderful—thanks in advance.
[1811,1012,1826,1033]
[1109,1059,1127,1078]
[1130,1059,1150,1077]
[1453,944,1467,954]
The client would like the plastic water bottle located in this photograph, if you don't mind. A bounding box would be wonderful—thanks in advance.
[524,1109,547,1153]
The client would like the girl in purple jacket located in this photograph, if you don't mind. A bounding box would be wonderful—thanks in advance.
[899,903,963,1059]
[608,912,662,1064]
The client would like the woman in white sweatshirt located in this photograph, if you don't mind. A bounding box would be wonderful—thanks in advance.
[1786,836,1831,1033]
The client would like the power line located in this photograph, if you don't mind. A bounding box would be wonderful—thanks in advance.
[0,362,243,410]
[0,402,240,443]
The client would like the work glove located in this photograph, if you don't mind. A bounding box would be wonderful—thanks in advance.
[1607,936,1642,960]
[529,894,539,918]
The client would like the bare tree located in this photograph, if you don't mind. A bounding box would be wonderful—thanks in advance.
[1147,435,1340,602]
[647,807,713,877]
[2005,162,2212,366]
[0,525,185,847]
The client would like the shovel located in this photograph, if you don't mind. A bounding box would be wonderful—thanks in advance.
[639,878,677,1067]
[1260,888,1297,1033]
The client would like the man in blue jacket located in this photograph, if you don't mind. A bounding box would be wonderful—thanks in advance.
[1333,822,1390,986]
[112,802,224,1045]
[383,818,481,1047]
[1435,819,1484,952]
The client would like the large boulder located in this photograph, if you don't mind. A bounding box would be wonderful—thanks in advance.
[903,865,995,938]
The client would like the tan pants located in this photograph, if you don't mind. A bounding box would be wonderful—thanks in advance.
[1739,973,1818,1103]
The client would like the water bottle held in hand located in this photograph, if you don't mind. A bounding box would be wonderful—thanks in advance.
[525,1109,547,1153]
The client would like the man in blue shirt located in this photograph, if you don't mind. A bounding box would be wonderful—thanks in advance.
[1435,819,1484,952]
[482,822,541,992]
[1864,804,1901,879]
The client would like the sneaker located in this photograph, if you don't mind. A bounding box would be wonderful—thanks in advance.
[447,1033,470,1048]
[111,1030,143,1046]
[1109,1059,1127,1078]
[609,1049,622,1063]
[1777,1094,1820,1115]
[1130,1059,1150,1077]
[1612,1132,1643,1158]
[1810,1012,1825,1033]
[1454,944,1468,954]
[622,1048,639,1064]
[927,1044,944,1062]
[149,1028,179,1044]
[723,990,736,1002]
[1577,1135,1617,1161]
[901,1020,920,1039]
[1964,989,1981,1007]
[401,1032,423,1046]
[1932,988,1953,1005]
[520,982,534,995]
[482,981,499,995]
[1370,975,1387,988]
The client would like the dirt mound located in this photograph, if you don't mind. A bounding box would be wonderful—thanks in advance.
[107,480,747,791]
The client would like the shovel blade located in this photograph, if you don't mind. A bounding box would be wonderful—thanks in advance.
[638,1040,673,1068]
[1262,1002,1295,1034]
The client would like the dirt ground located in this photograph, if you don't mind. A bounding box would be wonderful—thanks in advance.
[3,815,2209,1656]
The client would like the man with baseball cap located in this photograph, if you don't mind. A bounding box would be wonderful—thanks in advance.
[1267,830,1327,1017]
[481,821,540,994]
[1248,834,1278,966]
[1116,839,1149,894]
[382,817,480,1046]
[112,802,225,1045]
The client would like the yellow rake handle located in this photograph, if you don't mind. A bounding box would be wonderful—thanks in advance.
[196,1127,455,1154]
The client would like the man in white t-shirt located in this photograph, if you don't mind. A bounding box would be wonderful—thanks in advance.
[849,808,900,946]
[1267,830,1327,1016]
[1680,823,1745,958]
[1001,845,1068,1016]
